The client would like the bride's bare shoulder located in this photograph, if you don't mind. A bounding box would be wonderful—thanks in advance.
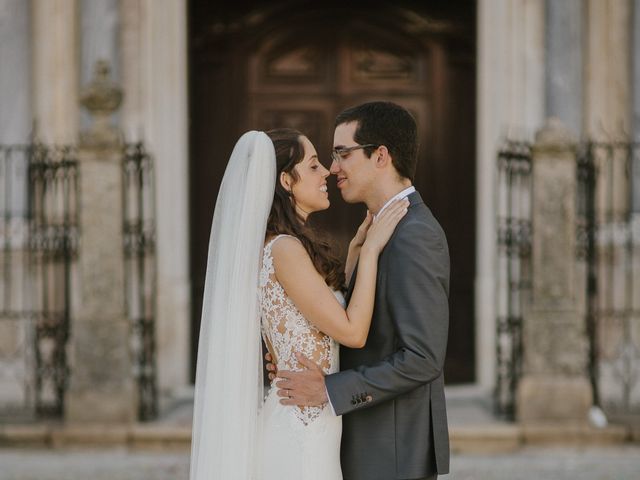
[270,236,324,287]
[270,235,311,267]
[270,234,304,252]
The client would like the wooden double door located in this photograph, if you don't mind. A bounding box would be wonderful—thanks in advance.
[189,1,476,383]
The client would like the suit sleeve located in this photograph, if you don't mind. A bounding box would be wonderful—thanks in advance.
[325,220,450,415]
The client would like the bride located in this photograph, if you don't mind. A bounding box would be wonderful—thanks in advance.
[189,129,408,480]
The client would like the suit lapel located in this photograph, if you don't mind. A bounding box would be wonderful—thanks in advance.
[406,190,424,209]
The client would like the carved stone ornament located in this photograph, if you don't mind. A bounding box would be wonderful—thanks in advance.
[79,60,123,149]
[533,117,576,153]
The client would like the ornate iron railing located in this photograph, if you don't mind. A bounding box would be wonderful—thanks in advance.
[0,142,157,422]
[0,144,79,420]
[579,142,640,421]
[495,139,640,423]
[494,141,532,419]
[122,142,158,421]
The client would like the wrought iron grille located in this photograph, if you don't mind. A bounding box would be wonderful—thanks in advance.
[0,144,79,420]
[123,143,158,421]
[579,142,640,421]
[495,139,640,423]
[1,142,157,422]
[494,141,532,419]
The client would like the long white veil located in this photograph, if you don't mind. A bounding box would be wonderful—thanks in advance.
[190,131,276,479]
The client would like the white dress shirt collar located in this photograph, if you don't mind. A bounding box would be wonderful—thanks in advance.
[374,186,416,218]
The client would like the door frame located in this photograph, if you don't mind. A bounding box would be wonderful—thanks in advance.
[187,0,490,389]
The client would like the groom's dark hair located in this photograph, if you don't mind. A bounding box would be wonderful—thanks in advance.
[335,101,418,181]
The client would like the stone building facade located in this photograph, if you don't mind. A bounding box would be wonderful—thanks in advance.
[0,0,638,421]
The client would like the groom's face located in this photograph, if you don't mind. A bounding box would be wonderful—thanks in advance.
[330,121,375,204]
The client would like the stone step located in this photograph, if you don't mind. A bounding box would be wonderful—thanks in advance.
[0,423,634,453]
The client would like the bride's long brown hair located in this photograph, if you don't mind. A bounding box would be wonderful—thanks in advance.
[265,128,344,290]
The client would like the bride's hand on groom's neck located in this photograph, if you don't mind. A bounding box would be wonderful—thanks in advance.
[346,211,373,282]
[349,211,373,250]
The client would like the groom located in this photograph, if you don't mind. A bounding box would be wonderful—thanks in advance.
[274,101,450,480]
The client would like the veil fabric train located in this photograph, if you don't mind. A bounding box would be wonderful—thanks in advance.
[189,131,276,479]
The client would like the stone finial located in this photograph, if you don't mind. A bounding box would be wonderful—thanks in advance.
[79,60,123,149]
[533,117,577,152]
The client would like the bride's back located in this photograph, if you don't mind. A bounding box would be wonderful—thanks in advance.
[259,234,341,425]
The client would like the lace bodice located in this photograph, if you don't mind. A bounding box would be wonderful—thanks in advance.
[259,234,342,426]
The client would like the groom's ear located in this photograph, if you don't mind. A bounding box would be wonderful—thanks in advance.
[375,145,392,169]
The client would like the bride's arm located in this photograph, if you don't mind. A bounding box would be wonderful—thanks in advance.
[272,200,408,348]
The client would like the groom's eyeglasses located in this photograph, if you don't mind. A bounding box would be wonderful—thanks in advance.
[331,144,379,164]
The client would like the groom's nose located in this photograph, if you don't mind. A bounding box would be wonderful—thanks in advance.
[329,159,340,174]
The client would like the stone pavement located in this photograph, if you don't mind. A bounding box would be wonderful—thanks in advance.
[1,445,640,480]
[1,386,638,479]
[2,385,631,451]
[451,446,640,479]
[0,448,189,480]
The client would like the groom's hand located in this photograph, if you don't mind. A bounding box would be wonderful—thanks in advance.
[275,353,328,407]
[265,352,277,381]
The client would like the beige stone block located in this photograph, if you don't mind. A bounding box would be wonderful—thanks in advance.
[450,425,521,454]
[0,424,50,447]
[521,423,628,446]
[66,389,137,424]
[65,318,138,423]
[517,375,592,422]
[75,152,126,323]
[129,424,191,450]
[522,311,589,376]
[67,320,134,389]
[50,424,129,447]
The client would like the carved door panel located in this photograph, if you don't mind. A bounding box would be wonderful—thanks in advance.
[246,36,432,253]
[190,3,476,383]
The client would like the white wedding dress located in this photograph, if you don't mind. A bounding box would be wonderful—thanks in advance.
[258,234,343,480]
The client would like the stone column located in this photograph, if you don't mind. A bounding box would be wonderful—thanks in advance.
[32,0,78,144]
[476,0,544,389]
[545,0,583,137]
[585,0,632,140]
[120,0,143,142]
[121,0,191,403]
[0,0,31,144]
[0,0,33,416]
[633,0,640,212]
[0,0,31,225]
[66,61,137,423]
[516,118,592,423]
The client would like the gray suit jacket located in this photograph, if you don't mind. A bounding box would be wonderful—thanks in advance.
[325,191,450,480]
